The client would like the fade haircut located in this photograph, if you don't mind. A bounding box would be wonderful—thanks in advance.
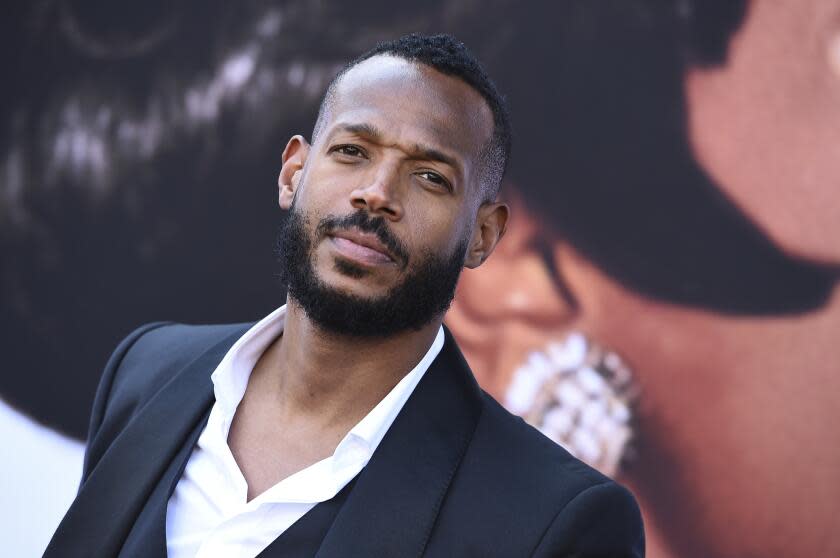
[312,33,511,202]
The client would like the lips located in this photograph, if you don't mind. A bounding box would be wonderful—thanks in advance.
[329,228,397,265]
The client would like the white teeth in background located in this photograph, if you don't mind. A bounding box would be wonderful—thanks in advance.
[576,366,607,395]
[548,332,587,369]
[504,333,637,478]
[543,407,574,437]
[555,381,586,410]
[505,366,544,416]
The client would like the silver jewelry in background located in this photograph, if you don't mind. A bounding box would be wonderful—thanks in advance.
[504,333,637,477]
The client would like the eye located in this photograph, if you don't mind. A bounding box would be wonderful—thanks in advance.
[329,144,367,159]
[416,170,452,192]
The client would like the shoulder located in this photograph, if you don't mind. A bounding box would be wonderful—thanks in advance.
[80,320,251,481]
[96,321,250,433]
[108,321,250,402]
[468,393,618,507]
[114,322,250,379]
[432,393,643,556]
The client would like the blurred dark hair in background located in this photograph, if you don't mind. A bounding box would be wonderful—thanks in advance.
[495,0,840,317]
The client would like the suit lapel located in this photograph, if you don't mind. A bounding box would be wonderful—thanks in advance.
[314,327,483,558]
[45,326,248,558]
[256,477,357,558]
[118,406,211,558]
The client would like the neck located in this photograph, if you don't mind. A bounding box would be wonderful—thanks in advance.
[255,297,441,429]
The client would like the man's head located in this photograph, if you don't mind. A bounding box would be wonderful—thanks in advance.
[277,33,509,337]
[314,33,512,202]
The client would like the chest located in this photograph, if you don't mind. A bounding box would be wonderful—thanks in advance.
[226,392,347,500]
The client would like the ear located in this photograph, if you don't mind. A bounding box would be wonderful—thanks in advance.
[278,135,311,209]
[463,201,510,268]
[446,204,581,399]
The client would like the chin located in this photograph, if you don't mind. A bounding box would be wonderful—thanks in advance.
[319,266,394,300]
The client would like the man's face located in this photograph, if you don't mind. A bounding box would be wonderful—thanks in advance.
[278,55,498,335]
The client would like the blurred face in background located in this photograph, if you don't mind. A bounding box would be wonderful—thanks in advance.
[447,1,840,557]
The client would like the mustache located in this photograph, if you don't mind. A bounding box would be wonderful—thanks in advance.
[316,210,410,266]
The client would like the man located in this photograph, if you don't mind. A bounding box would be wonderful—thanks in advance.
[46,34,644,557]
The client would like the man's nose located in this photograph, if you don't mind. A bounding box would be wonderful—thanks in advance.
[349,163,404,221]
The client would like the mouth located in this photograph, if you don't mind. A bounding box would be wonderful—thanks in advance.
[328,228,398,266]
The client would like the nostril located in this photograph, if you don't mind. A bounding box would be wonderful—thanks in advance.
[351,196,368,209]
[351,188,401,219]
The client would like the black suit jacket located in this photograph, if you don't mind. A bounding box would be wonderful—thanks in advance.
[46,322,644,557]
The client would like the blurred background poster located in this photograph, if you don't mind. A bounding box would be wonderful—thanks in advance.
[2,1,839,556]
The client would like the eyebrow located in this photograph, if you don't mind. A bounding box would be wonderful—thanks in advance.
[333,122,384,142]
[409,144,459,170]
[329,122,461,171]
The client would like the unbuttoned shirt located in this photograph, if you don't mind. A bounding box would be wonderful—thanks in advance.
[165,305,444,558]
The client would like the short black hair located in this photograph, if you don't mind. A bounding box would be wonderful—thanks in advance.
[313,33,511,201]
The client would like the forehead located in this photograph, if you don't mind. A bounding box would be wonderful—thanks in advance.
[324,56,494,165]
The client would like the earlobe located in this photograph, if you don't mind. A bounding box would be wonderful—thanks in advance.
[278,135,310,209]
[464,202,510,269]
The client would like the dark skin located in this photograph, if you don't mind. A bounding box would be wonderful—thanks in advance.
[227,55,509,501]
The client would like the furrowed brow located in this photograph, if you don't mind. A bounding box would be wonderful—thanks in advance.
[409,144,459,170]
[326,122,462,174]
[329,122,385,142]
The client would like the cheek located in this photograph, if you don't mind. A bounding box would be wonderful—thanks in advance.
[294,186,352,227]
[405,202,467,255]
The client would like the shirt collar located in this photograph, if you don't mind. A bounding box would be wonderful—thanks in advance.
[342,325,444,453]
[210,304,445,450]
[210,305,288,419]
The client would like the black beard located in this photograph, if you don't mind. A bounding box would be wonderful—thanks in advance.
[277,208,468,337]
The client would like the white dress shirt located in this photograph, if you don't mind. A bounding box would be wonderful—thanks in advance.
[166,305,444,558]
